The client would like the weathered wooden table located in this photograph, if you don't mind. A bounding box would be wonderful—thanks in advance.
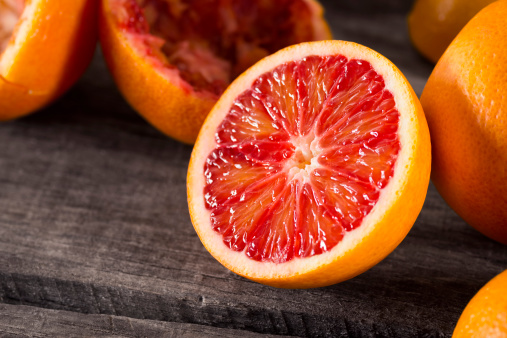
[1,1,506,337]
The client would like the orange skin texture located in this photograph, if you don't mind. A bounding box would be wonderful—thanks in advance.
[408,0,495,63]
[99,0,331,145]
[188,41,431,288]
[420,1,507,244]
[0,0,99,121]
[453,269,507,337]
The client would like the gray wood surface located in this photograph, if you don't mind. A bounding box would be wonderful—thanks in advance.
[0,304,288,337]
[1,0,506,337]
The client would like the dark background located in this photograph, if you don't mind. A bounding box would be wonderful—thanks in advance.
[1,0,506,337]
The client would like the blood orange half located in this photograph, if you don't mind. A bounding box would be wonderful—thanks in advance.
[187,41,431,288]
[99,0,331,144]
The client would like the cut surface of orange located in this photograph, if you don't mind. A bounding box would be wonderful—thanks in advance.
[187,41,431,288]
[99,0,331,144]
[0,0,98,121]
[453,269,507,337]
[420,0,507,244]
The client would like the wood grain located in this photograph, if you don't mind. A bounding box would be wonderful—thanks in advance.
[0,1,506,337]
[0,304,288,337]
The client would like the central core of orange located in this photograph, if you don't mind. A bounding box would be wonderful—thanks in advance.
[294,149,312,170]
[204,55,401,263]
[285,135,321,183]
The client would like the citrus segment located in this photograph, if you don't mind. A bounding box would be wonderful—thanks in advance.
[0,0,98,120]
[188,41,431,288]
[100,0,331,144]
[204,56,401,264]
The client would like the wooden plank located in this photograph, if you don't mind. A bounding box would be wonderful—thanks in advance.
[0,304,288,337]
[2,180,505,337]
[0,1,506,337]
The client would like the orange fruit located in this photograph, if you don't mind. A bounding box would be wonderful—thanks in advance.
[408,0,495,63]
[187,41,431,288]
[453,269,507,337]
[420,0,507,244]
[99,0,331,144]
[0,0,98,121]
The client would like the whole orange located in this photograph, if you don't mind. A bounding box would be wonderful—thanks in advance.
[453,269,507,337]
[0,0,98,120]
[408,0,495,63]
[420,1,507,244]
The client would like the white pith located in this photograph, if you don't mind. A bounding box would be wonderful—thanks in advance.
[188,41,420,279]
[0,0,34,75]
[0,0,23,54]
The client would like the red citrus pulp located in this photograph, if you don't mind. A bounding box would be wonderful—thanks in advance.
[206,57,400,262]
[100,0,331,143]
